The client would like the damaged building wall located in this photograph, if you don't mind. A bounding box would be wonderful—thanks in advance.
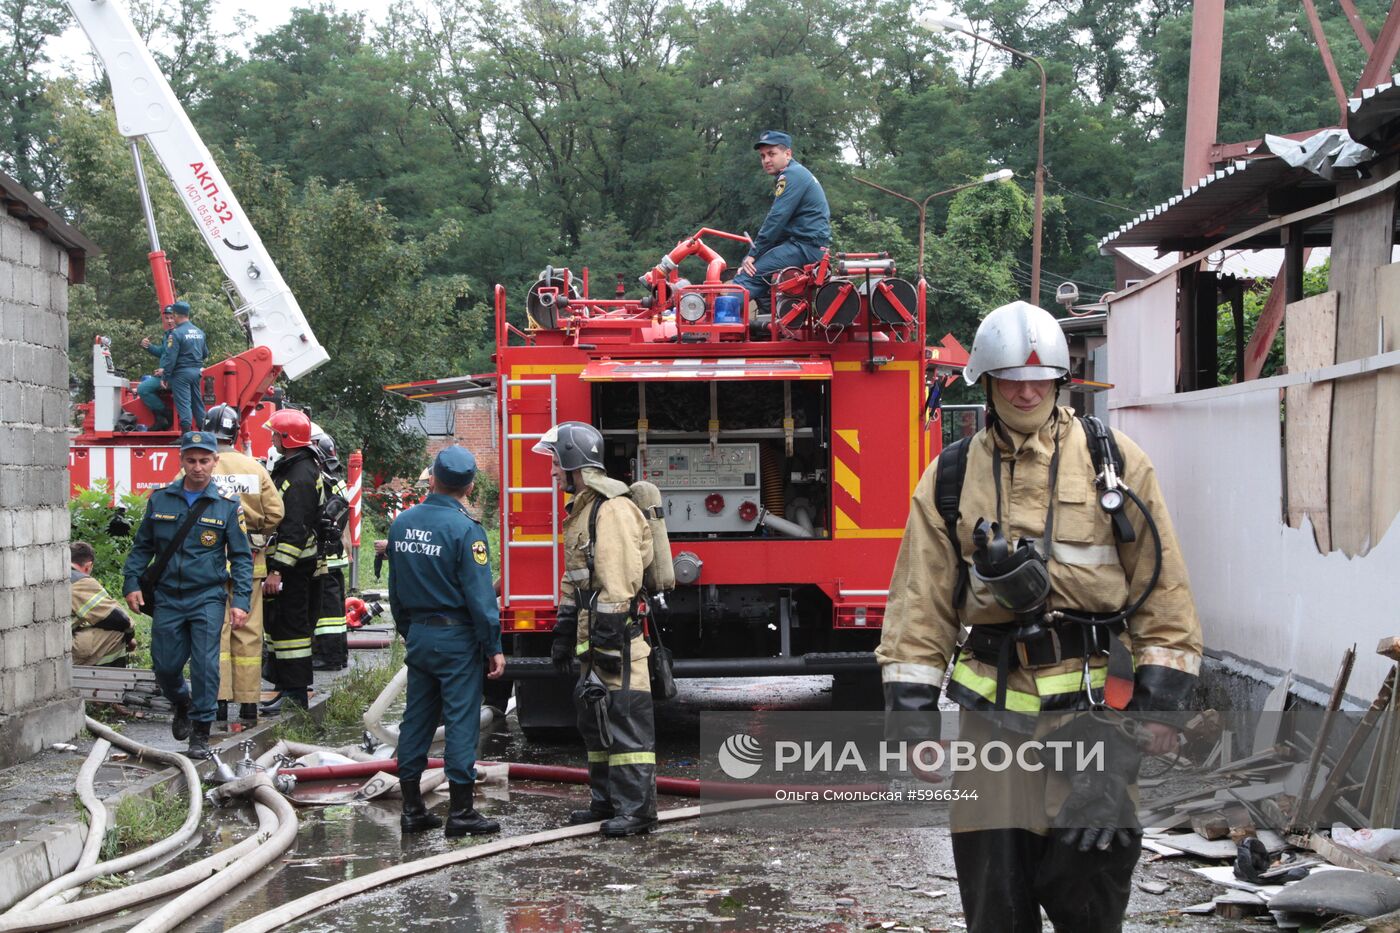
[1107,276,1400,698]
[0,210,84,768]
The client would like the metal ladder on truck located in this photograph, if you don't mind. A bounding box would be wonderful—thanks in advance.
[499,373,560,611]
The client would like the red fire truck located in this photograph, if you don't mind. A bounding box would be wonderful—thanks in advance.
[66,0,326,497]
[400,229,967,731]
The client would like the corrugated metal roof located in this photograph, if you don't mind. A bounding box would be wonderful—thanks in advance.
[1349,72,1400,151]
[1100,76,1400,255]
[1097,157,1321,252]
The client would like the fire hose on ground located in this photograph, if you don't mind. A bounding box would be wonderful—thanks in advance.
[277,758,887,800]
[0,720,298,933]
[4,719,204,914]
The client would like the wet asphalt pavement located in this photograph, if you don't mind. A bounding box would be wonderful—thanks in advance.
[64,674,1241,932]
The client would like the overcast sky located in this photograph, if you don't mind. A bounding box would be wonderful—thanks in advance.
[46,0,390,78]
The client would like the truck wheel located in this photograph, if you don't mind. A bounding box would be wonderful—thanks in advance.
[831,670,883,711]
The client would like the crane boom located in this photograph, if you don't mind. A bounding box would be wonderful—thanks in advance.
[66,0,328,380]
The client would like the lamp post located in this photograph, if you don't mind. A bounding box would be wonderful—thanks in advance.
[918,15,1048,304]
[853,169,1014,280]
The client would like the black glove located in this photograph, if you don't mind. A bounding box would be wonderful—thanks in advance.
[551,605,578,677]
[373,553,385,580]
[1055,771,1140,852]
[883,681,942,746]
[1049,714,1142,852]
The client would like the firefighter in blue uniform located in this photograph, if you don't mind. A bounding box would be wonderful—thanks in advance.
[389,445,506,838]
[158,300,208,433]
[137,306,176,430]
[123,431,253,757]
[731,130,831,315]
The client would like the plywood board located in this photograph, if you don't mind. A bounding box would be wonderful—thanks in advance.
[1329,161,1397,556]
[1371,263,1400,553]
[1285,292,1338,553]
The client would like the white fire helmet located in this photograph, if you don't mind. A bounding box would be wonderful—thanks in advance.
[963,300,1071,384]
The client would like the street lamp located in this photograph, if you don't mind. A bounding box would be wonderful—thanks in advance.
[854,169,1014,280]
[918,14,1048,304]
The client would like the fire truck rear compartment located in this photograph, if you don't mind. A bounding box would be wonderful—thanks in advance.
[595,379,831,539]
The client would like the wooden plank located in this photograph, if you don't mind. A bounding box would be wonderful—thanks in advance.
[1296,645,1356,825]
[1300,667,1399,826]
[1372,262,1400,551]
[1329,158,1399,557]
[1285,291,1339,551]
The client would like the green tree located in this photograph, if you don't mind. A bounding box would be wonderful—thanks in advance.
[227,146,476,480]
[0,0,68,199]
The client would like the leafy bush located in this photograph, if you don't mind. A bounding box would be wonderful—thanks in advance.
[68,483,148,606]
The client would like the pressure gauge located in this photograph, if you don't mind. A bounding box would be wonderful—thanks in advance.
[1100,488,1125,514]
[678,292,708,323]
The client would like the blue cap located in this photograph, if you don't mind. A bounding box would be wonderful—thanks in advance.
[164,299,192,317]
[180,431,218,453]
[433,445,477,487]
[754,130,793,150]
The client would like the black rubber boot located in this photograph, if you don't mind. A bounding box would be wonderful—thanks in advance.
[444,781,500,837]
[171,700,192,742]
[399,779,443,834]
[568,759,614,824]
[216,700,228,723]
[238,703,259,725]
[186,720,211,758]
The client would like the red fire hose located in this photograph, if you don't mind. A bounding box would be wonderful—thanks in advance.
[275,759,891,799]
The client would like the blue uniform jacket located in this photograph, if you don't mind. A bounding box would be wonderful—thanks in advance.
[746,159,831,260]
[122,480,254,611]
[158,321,208,374]
[387,494,502,654]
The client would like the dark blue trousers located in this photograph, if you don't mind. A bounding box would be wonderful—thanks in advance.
[731,240,827,314]
[168,367,205,433]
[151,594,226,722]
[397,624,486,785]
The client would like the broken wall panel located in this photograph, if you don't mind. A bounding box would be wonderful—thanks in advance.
[1327,169,1397,557]
[1284,291,1338,552]
[1111,385,1400,698]
[1371,262,1400,553]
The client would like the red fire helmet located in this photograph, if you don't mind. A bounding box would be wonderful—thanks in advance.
[265,408,312,448]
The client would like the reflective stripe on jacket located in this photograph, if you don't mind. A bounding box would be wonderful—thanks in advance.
[877,407,1202,722]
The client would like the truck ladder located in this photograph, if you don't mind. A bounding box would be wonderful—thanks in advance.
[500,374,559,607]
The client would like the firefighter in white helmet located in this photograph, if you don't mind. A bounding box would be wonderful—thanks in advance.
[878,301,1202,932]
[534,421,658,837]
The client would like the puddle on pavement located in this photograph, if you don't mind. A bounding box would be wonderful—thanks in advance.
[30,676,1244,931]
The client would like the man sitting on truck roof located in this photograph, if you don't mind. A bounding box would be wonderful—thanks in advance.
[731,130,831,317]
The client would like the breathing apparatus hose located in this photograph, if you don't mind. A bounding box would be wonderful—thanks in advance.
[1044,484,1163,630]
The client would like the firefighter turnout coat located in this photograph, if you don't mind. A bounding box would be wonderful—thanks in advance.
[877,407,1202,721]
[560,469,654,688]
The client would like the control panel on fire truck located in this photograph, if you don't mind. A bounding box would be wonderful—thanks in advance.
[636,444,762,534]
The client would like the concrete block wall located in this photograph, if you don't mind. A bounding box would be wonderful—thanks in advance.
[0,212,84,768]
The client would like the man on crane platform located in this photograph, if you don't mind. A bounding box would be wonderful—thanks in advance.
[878,301,1202,933]
[137,306,176,431]
[731,130,831,316]
[158,300,209,433]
